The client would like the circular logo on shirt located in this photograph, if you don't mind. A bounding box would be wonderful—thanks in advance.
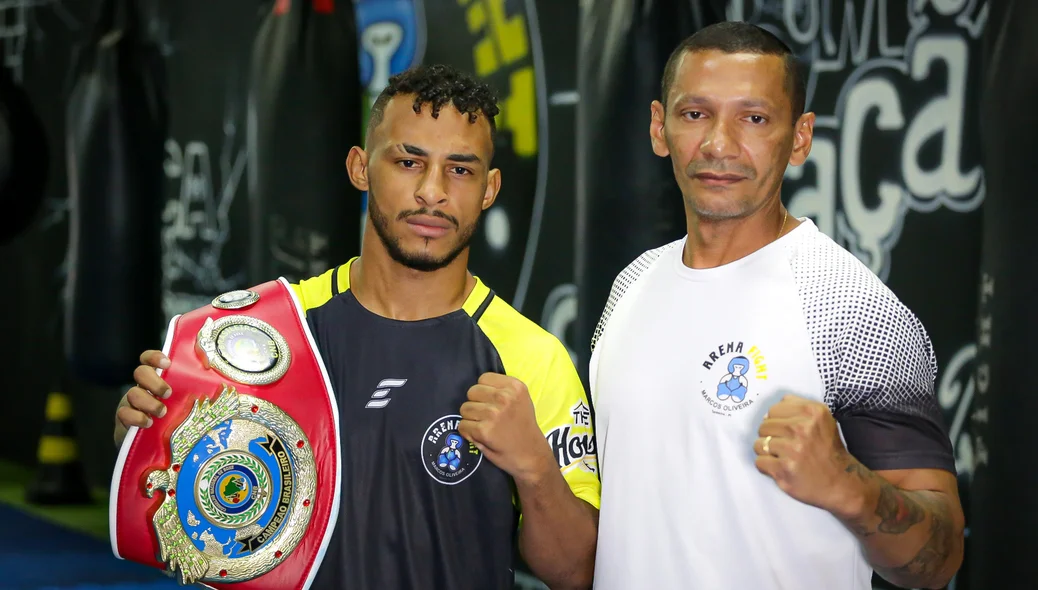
[421,415,483,485]
[698,341,768,417]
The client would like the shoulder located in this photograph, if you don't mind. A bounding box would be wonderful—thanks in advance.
[786,224,922,337]
[785,226,936,404]
[477,291,571,367]
[607,239,683,294]
[289,260,353,314]
[591,238,683,352]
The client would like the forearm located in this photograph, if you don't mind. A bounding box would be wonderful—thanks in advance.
[515,458,598,590]
[838,463,964,589]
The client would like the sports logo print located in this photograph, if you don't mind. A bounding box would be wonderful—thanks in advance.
[698,341,769,417]
[544,401,597,475]
[421,414,482,485]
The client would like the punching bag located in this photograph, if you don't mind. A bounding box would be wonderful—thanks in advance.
[970,1,1038,587]
[247,0,363,285]
[64,0,168,387]
[0,65,48,246]
[574,0,724,378]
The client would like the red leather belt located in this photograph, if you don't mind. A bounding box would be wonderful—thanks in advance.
[109,279,340,590]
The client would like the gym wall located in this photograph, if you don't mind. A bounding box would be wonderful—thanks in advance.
[0,1,1020,589]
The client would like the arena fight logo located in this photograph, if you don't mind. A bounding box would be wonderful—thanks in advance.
[422,414,483,485]
[698,341,769,417]
[735,0,988,282]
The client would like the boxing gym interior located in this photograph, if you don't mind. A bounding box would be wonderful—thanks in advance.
[0,1,1030,589]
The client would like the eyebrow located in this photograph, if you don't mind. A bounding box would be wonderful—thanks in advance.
[674,95,774,110]
[401,143,482,164]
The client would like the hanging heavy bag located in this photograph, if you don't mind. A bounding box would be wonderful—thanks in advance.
[574,0,724,377]
[247,0,363,285]
[64,0,168,387]
[0,63,49,246]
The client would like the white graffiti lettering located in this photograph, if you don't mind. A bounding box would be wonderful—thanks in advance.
[161,130,246,323]
[737,0,988,280]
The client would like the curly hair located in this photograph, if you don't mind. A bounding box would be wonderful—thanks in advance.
[366,64,500,143]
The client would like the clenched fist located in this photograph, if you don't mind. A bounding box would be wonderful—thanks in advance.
[458,373,556,485]
[753,394,858,516]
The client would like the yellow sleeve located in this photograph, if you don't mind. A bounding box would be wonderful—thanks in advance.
[477,296,601,510]
[288,259,354,315]
[527,336,601,510]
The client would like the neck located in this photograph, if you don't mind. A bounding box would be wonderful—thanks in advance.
[682,196,795,269]
[350,223,475,321]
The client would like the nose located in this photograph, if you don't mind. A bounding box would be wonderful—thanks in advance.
[415,168,448,207]
[699,118,740,160]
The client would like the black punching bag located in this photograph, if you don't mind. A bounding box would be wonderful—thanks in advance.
[970,1,1038,587]
[247,0,363,284]
[574,0,724,377]
[64,0,168,387]
[0,65,48,246]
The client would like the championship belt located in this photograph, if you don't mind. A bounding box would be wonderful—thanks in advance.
[109,279,340,589]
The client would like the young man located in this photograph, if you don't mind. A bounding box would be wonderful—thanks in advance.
[588,22,964,590]
[114,64,598,590]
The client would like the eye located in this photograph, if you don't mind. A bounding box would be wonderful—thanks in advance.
[747,115,767,124]
[451,166,471,176]
[398,159,418,168]
[682,111,705,120]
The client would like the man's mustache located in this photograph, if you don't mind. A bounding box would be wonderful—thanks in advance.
[685,161,756,179]
[398,208,460,228]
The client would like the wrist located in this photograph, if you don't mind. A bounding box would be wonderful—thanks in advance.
[829,461,873,523]
[513,449,559,489]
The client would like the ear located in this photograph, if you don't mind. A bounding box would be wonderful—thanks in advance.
[481,168,502,211]
[788,112,815,167]
[649,100,670,158]
[346,146,370,192]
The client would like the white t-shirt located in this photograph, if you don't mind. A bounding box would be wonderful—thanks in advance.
[588,219,954,590]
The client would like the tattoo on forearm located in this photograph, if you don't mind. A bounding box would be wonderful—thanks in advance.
[874,482,926,534]
[885,499,953,584]
[843,463,959,586]
[844,463,924,535]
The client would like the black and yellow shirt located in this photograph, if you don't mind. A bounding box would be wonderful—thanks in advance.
[291,258,600,590]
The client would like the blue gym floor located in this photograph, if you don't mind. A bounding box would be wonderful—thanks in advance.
[0,504,179,590]
[0,458,179,590]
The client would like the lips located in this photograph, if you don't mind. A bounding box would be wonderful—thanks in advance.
[695,173,744,181]
[405,214,453,238]
[406,214,452,229]
[695,173,745,186]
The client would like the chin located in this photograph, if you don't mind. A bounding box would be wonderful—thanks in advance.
[689,202,748,221]
[686,192,759,220]
[389,243,464,273]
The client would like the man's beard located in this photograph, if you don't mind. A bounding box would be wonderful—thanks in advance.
[368,191,478,272]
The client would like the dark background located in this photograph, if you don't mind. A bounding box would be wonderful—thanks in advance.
[0,1,1028,590]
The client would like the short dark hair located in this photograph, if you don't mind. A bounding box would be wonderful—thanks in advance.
[660,21,806,122]
[366,64,500,144]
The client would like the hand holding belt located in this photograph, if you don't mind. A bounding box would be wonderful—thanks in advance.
[109,279,340,590]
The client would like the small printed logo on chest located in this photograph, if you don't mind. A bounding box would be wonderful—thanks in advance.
[698,341,768,417]
[365,378,408,409]
[421,415,483,485]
